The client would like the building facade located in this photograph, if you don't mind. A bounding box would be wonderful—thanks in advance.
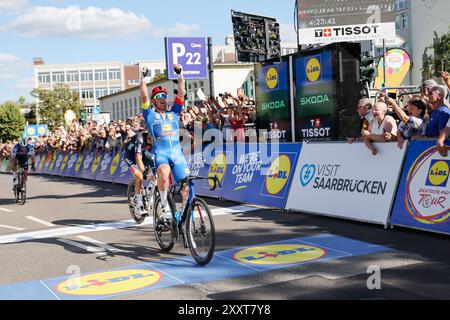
[373,0,450,85]
[33,58,166,118]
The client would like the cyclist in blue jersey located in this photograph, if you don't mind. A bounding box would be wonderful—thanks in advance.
[140,64,190,221]
[10,137,36,189]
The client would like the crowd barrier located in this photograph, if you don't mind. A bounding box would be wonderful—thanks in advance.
[1,140,449,236]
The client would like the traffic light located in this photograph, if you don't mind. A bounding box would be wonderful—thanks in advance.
[80,111,87,125]
[360,52,376,87]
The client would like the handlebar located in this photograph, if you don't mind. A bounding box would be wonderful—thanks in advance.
[186,175,222,191]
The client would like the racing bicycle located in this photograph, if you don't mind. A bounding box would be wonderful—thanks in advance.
[127,166,157,224]
[13,165,27,205]
[153,175,220,266]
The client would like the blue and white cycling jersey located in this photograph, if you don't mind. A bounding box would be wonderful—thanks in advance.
[141,97,189,182]
[12,143,34,159]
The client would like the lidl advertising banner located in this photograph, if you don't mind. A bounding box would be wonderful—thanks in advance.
[286,142,406,225]
[51,151,66,176]
[64,152,81,178]
[41,151,54,175]
[89,153,103,179]
[255,59,292,142]
[294,50,337,141]
[190,143,302,208]
[95,149,119,182]
[112,150,132,185]
[78,151,96,180]
[390,141,450,235]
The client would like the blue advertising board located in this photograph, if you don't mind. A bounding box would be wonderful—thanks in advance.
[78,151,96,180]
[165,37,208,80]
[94,149,117,182]
[112,150,132,185]
[190,143,302,208]
[390,140,450,235]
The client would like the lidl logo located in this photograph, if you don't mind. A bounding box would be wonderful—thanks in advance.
[265,66,279,90]
[306,57,321,82]
[55,269,161,297]
[208,153,227,188]
[234,244,325,265]
[109,152,121,176]
[37,126,47,136]
[27,127,36,136]
[265,155,291,195]
[426,160,449,187]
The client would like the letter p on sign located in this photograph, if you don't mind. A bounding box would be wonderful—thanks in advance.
[172,43,186,65]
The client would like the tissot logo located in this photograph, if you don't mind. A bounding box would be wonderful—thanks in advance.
[315,25,380,38]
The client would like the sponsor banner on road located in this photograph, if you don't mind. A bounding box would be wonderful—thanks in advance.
[286,142,406,225]
[390,140,450,235]
[112,150,132,185]
[190,143,302,208]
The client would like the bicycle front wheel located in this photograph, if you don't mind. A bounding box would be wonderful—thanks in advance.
[186,198,215,266]
[153,193,176,252]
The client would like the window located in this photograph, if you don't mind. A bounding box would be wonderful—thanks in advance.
[80,70,93,82]
[38,73,50,84]
[66,71,78,82]
[134,97,137,108]
[396,0,407,11]
[95,88,108,98]
[109,87,121,94]
[155,69,161,76]
[402,13,408,29]
[109,69,121,80]
[52,72,65,83]
[94,69,107,81]
[395,14,401,31]
[128,79,140,86]
[81,88,94,99]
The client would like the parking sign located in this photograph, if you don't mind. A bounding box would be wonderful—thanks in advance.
[165,37,208,80]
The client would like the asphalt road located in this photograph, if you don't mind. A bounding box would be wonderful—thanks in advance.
[0,172,449,301]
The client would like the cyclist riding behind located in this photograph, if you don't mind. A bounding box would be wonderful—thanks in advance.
[124,124,156,217]
[10,137,36,189]
[140,64,190,222]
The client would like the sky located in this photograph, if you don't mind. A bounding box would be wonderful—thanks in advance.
[0,0,298,104]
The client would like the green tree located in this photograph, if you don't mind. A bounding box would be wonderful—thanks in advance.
[0,101,26,142]
[422,29,450,81]
[31,84,83,130]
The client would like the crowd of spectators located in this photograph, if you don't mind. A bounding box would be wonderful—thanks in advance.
[0,88,258,160]
[350,71,450,156]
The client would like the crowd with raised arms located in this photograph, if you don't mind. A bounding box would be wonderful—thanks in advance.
[0,88,257,161]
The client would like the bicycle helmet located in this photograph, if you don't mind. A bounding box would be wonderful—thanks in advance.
[151,86,168,99]
[19,137,27,147]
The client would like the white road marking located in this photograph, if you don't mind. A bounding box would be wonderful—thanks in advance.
[0,224,25,231]
[76,235,126,253]
[57,238,106,255]
[0,205,258,244]
[0,207,13,213]
[26,216,56,227]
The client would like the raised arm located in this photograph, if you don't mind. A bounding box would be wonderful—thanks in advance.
[140,67,150,107]
[174,64,185,102]
[387,97,409,123]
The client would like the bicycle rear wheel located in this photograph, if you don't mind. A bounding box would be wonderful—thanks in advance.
[153,193,176,252]
[186,198,215,266]
[127,181,146,224]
